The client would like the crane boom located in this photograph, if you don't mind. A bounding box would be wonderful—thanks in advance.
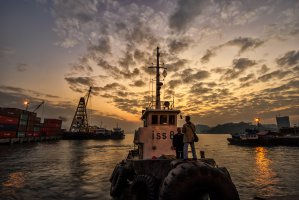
[33,101,45,112]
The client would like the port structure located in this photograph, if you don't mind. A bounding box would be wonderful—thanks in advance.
[69,87,92,132]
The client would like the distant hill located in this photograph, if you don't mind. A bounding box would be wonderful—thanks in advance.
[195,124,211,133]
[195,122,278,134]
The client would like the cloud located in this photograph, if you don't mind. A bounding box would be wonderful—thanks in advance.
[226,37,264,54]
[0,47,15,58]
[201,49,216,64]
[130,80,146,87]
[258,64,270,74]
[239,73,255,82]
[258,70,293,82]
[201,37,265,63]
[190,83,212,94]
[221,58,257,80]
[16,63,28,72]
[169,0,205,32]
[167,37,191,53]
[276,50,299,67]
[64,76,95,93]
[87,36,111,55]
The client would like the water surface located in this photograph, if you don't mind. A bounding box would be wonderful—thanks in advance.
[1,134,299,200]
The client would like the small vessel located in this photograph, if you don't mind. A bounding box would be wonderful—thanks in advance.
[109,47,239,200]
[110,124,125,139]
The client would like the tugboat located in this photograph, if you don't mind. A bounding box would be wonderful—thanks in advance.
[109,47,240,200]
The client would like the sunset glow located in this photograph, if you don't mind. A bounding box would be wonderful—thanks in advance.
[1,0,298,131]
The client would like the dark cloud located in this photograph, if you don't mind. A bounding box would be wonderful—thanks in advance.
[221,58,257,80]
[166,59,188,72]
[201,37,265,63]
[64,76,95,93]
[168,79,182,89]
[239,73,255,82]
[87,36,111,55]
[201,49,216,64]
[276,50,299,67]
[169,0,204,32]
[16,63,28,72]
[100,82,127,92]
[258,70,293,82]
[226,37,264,54]
[178,69,210,84]
[167,38,191,53]
[130,80,146,87]
[258,64,270,74]
[190,83,212,94]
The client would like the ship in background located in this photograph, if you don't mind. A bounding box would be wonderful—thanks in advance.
[227,116,299,146]
[0,103,62,144]
[62,87,125,140]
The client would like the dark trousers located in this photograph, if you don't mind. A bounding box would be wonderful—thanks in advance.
[176,148,183,159]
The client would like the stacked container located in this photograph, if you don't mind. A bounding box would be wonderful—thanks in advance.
[0,108,19,139]
[42,119,62,136]
[33,117,41,137]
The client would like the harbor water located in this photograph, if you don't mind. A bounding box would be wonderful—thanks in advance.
[1,134,299,200]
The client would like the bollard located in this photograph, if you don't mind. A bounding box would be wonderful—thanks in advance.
[200,151,205,158]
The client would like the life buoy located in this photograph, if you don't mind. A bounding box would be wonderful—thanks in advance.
[110,165,128,197]
[131,175,157,200]
[159,162,240,200]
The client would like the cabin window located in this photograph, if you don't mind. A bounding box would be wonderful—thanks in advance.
[169,115,175,125]
[160,115,168,124]
[152,115,158,124]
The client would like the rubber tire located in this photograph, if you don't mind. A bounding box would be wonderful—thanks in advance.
[131,175,156,200]
[110,166,128,197]
[159,162,240,200]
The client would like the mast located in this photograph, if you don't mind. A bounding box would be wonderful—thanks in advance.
[156,47,161,110]
[148,47,167,110]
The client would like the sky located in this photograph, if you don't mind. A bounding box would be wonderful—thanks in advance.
[0,0,298,131]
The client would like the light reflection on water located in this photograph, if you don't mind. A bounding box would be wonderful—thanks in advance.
[0,134,299,200]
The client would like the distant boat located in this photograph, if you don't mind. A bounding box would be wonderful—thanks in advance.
[227,128,299,146]
[110,124,125,140]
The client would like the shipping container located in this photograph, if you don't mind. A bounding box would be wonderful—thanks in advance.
[17,132,25,138]
[26,132,33,137]
[20,114,29,120]
[33,132,40,137]
[44,118,62,124]
[0,131,17,138]
[0,124,18,131]
[19,120,27,126]
[0,115,19,125]
[0,108,23,118]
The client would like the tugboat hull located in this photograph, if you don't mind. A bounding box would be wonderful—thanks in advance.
[110,158,240,200]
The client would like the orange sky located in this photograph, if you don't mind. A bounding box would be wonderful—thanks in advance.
[1,0,298,131]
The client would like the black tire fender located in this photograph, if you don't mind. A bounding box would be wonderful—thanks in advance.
[131,174,157,200]
[110,166,128,197]
[159,162,240,200]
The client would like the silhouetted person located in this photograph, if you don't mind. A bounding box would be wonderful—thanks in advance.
[182,115,197,160]
[173,127,184,159]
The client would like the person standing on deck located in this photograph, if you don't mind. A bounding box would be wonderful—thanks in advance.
[182,115,197,160]
[173,127,184,159]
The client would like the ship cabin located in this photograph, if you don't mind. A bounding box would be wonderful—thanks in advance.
[134,102,180,159]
